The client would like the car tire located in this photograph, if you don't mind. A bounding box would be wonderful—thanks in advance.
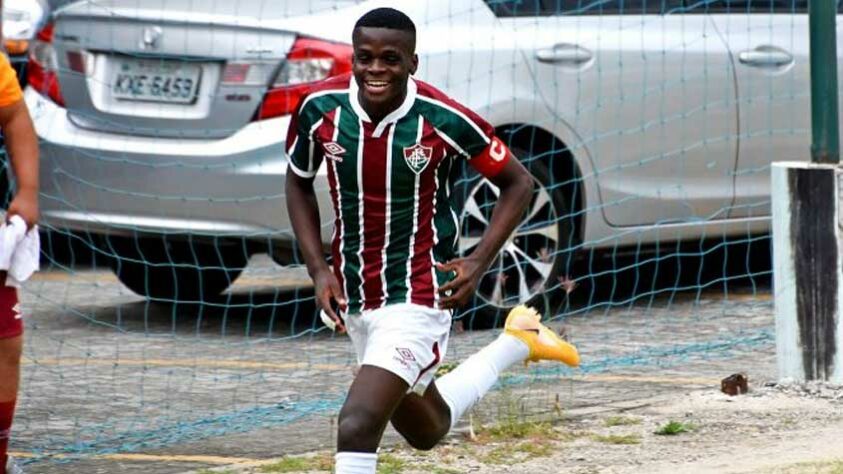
[456,154,578,329]
[102,236,248,302]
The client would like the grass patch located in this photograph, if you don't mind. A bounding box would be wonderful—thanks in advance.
[377,453,407,474]
[258,452,332,472]
[195,471,237,474]
[593,434,641,445]
[604,416,642,427]
[655,420,695,436]
[435,362,457,377]
[479,420,557,441]
[419,466,461,474]
[478,440,554,465]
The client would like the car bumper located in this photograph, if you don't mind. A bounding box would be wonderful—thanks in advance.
[26,87,333,241]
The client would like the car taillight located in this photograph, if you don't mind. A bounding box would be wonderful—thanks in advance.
[254,37,352,121]
[27,23,64,106]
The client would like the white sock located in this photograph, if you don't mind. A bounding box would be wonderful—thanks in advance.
[436,334,529,429]
[335,451,377,474]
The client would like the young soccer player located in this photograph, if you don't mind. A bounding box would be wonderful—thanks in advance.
[0,49,38,474]
[285,8,579,473]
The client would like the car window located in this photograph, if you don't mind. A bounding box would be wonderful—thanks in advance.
[482,0,809,15]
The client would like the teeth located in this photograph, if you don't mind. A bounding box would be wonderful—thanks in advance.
[367,81,387,87]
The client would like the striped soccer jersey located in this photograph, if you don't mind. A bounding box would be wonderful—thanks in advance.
[286,74,511,314]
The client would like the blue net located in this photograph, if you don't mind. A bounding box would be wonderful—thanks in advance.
[3,0,806,470]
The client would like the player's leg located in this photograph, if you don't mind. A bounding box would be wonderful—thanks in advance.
[389,382,450,450]
[337,364,409,452]
[335,365,409,474]
[390,306,580,449]
[0,283,24,472]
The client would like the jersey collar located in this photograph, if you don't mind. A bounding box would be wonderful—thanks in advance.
[349,75,418,138]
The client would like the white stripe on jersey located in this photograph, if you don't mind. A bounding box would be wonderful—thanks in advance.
[447,155,459,250]
[356,118,366,307]
[417,95,491,145]
[287,135,299,156]
[287,159,316,179]
[433,127,470,159]
[405,116,425,304]
[380,124,395,308]
[308,117,324,173]
[331,106,349,310]
[430,148,446,307]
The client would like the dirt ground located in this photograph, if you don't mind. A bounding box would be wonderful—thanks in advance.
[186,382,843,474]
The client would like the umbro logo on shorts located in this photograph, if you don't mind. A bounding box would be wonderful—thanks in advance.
[12,302,21,319]
[395,347,416,362]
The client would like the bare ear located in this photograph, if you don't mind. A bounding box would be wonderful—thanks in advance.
[410,54,419,75]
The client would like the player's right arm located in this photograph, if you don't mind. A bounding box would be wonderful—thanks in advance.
[284,100,346,331]
[0,53,38,229]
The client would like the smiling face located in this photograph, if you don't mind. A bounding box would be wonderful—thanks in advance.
[352,26,418,123]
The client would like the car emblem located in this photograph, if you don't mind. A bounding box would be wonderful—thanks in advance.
[403,143,433,174]
[140,26,163,50]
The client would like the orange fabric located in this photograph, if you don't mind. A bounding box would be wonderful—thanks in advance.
[0,54,22,108]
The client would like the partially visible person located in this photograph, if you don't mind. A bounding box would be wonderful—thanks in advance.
[0,45,39,474]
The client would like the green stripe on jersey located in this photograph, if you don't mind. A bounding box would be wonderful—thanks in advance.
[415,97,490,157]
[433,155,458,289]
[329,97,364,314]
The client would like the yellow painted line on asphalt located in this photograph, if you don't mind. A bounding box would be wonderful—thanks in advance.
[30,271,119,283]
[9,451,263,465]
[30,271,310,289]
[25,357,719,385]
[26,357,348,371]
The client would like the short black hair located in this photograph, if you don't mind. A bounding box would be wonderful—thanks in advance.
[354,7,416,35]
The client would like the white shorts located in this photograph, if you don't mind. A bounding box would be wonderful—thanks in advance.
[345,303,451,394]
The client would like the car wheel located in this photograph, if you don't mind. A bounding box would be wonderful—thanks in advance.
[102,236,248,302]
[457,158,578,328]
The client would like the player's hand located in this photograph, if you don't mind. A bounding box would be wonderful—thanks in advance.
[313,267,347,333]
[7,188,39,229]
[436,257,485,310]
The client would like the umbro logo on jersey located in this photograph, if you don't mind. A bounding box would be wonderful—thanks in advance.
[403,143,433,174]
[323,141,346,162]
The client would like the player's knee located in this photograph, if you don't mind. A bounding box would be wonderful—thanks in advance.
[337,406,386,450]
[405,431,443,451]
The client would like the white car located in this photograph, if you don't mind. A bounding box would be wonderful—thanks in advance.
[23,0,830,318]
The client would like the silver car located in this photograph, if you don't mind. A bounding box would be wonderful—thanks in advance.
[24,0,831,317]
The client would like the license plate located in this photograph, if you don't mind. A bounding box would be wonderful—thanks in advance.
[111,58,201,104]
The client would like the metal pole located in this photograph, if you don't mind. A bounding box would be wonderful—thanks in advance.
[810,0,840,164]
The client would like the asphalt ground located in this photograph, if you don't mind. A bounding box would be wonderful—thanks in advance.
[9,236,776,473]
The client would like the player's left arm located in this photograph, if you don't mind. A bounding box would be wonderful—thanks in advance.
[437,145,533,309]
[0,95,39,229]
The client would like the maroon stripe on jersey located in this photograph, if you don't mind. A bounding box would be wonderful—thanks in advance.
[360,122,390,309]
[409,120,441,307]
[318,108,345,299]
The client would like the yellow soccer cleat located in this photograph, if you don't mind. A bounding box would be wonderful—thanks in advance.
[504,305,580,367]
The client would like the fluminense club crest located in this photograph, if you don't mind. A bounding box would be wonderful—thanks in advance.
[403,143,433,174]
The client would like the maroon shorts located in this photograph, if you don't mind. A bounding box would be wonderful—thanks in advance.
[0,283,22,339]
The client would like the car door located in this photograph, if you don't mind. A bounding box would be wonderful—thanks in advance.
[493,0,739,227]
[709,1,813,220]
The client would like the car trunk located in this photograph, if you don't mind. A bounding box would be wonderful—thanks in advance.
[51,0,314,139]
